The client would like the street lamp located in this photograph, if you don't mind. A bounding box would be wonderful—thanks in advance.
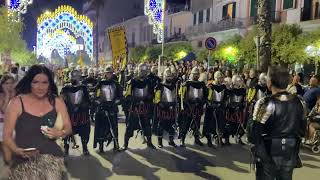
[176,51,187,60]
[223,46,238,62]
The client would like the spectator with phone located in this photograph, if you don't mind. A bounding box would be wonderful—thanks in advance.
[3,65,72,179]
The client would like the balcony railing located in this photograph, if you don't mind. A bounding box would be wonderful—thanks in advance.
[185,11,285,36]
[185,18,252,36]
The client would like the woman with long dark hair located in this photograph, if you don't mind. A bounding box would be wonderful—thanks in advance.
[3,65,72,179]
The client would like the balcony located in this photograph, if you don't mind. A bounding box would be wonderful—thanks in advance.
[185,18,252,36]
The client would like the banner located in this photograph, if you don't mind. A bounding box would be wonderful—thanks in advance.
[108,26,128,71]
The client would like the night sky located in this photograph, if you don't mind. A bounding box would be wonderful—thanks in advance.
[13,0,186,50]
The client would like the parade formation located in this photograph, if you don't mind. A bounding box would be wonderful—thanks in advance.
[52,62,317,154]
[1,0,320,180]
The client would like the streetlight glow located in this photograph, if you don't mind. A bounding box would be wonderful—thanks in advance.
[176,51,187,60]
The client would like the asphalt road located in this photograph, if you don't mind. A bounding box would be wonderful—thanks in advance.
[1,123,320,180]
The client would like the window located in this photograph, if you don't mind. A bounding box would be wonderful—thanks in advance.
[283,0,294,10]
[206,8,210,22]
[199,10,204,24]
[198,41,203,48]
[250,0,257,17]
[193,13,197,25]
[222,2,236,19]
[178,28,181,35]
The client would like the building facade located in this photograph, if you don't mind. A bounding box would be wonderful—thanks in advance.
[103,0,320,61]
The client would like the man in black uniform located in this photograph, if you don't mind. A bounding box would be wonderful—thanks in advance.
[247,73,269,119]
[154,68,178,148]
[82,68,98,122]
[93,66,122,152]
[61,69,91,155]
[225,75,247,145]
[148,65,161,133]
[122,63,156,150]
[179,67,207,147]
[203,71,226,147]
[247,66,307,180]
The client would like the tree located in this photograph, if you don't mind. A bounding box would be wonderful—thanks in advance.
[239,27,258,66]
[0,8,24,52]
[257,0,272,72]
[164,42,193,61]
[129,46,147,63]
[0,7,35,66]
[271,24,306,65]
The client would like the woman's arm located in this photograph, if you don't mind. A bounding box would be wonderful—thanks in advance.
[56,97,72,137]
[3,97,21,154]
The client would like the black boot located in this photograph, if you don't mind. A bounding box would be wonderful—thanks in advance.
[180,136,186,147]
[158,137,163,148]
[121,136,130,151]
[83,145,90,156]
[99,142,104,153]
[81,139,90,155]
[64,143,69,156]
[147,137,156,149]
[113,139,120,152]
[223,137,231,146]
[168,136,177,147]
[206,136,213,148]
[194,136,204,146]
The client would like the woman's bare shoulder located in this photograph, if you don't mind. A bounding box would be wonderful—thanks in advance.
[7,96,22,110]
[55,96,66,110]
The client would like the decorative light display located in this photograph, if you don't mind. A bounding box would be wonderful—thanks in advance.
[6,0,33,14]
[144,0,165,43]
[39,29,78,59]
[36,5,93,60]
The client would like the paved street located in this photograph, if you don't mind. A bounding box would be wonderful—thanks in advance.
[2,122,319,180]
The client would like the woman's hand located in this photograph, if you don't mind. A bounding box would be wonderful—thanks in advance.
[14,148,39,159]
[42,127,64,139]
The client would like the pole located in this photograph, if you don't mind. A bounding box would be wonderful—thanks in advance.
[255,36,260,71]
[207,50,211,80]
[158,0,166,77]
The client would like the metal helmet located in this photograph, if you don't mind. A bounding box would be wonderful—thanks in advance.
[88,68,94,74]
[214,71,223,82]
[232,75,243,87]
[151,65,158,75]
[163,68,173,82]
[104,65,113,73]
[137,63,148,78]
[69,63,75,69]
[191,67,200,75]
[75,65,81,71]
[258,73,267,86]
[70,69,82,82]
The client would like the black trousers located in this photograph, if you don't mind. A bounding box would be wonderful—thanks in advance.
[125,113,152,138]
[202,105,225,137]
[256,162,293,180]
[93,109,118,148]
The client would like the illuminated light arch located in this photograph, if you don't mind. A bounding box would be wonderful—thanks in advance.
[36,5,93,60]
[39,30,78,60]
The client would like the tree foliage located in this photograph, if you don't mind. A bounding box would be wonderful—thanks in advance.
[271,24,305,65]
[129,42,193,63]
[0,7,35,66]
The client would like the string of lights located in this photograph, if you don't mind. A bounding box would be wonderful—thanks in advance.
[144,0,165,43]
